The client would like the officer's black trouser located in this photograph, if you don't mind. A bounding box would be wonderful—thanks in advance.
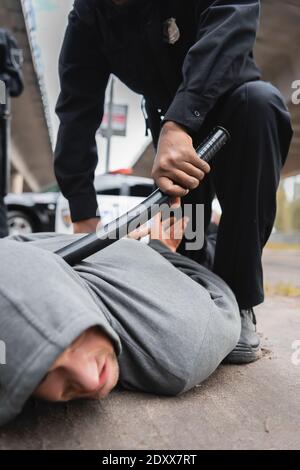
[178,80,293,309]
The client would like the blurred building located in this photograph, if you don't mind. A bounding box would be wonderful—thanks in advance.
[255,0,300,178]
[293,179,300,200]
[0,0,54,192]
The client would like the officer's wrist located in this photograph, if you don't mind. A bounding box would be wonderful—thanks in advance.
[162,120,193,137]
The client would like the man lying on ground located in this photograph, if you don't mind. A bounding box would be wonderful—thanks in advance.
[0,209,240,425]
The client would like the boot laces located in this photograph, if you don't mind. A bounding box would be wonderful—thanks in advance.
[241,307,256,325]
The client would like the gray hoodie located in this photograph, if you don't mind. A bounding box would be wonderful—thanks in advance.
[0,234,240,425]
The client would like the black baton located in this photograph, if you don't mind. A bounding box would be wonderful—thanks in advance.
[55,126,230,266]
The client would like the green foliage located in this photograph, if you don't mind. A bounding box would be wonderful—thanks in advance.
[275,186,291,233]
[275,182,300,233]
[290,198,300,231]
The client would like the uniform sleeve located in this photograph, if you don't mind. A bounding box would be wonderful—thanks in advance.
[54,8,110,222]
[163,0,260,134]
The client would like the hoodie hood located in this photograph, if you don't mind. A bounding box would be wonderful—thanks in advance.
[0,240,121,426]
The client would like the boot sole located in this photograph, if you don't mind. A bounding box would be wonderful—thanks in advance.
[222,343,261,365]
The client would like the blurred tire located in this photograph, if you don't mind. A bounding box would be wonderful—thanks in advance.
[0,199,8,238]
[7,210,34,235]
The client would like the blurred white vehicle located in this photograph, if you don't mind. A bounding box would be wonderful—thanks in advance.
[55,174,154,234]
[5,192,58,235]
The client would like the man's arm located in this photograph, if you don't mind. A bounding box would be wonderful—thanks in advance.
[152,0,260,196]
[54,6,110,230]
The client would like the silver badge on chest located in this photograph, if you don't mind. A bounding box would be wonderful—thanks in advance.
[163,17,180,45]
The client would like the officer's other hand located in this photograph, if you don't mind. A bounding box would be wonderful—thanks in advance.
[73,217,101,234]
[151,121,210,197]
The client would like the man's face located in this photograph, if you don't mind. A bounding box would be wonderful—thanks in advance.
[34,327,119,402]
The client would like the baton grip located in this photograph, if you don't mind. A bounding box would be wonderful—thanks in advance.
[56,126,230,266]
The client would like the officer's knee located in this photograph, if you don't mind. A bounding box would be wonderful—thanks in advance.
[246,81,285,116]
[227,81,285,118]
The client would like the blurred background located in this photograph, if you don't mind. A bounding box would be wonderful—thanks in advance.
[0,0,299,242]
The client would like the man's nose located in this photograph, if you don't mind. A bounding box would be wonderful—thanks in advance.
[67,353,101,393]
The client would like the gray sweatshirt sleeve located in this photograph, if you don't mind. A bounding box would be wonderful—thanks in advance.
[74,239,241,396]
[3,234,241,399]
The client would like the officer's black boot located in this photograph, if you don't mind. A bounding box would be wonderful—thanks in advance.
[223,308,261,364]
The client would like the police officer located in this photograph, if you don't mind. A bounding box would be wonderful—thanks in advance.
[54,0,293,364]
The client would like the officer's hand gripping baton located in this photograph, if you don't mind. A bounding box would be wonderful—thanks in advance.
[55,126,230,266]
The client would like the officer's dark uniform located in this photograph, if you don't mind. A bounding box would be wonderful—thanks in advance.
[55,0,293,309]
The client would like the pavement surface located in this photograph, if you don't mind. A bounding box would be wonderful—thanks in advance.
[0,249,299,450]
[263,247,300,288]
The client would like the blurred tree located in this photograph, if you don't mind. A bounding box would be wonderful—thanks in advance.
[290,198,300,232]
[275,183,292,233]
